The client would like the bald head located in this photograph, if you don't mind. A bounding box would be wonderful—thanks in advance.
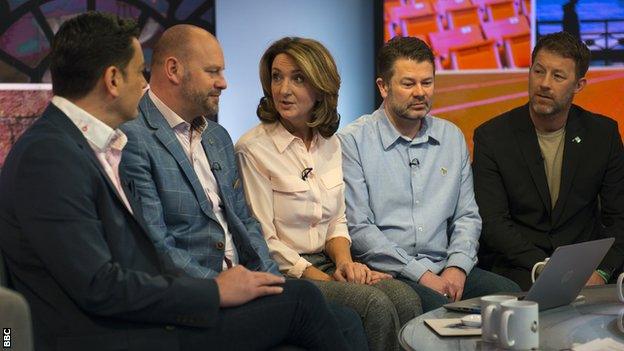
[151,24,218,69]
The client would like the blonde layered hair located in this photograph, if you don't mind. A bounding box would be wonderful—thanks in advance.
[257,37,341,137]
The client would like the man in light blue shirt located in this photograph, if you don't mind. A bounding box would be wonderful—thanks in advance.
[338,36,519,312]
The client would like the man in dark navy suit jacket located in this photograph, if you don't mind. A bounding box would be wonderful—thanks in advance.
[0,12,351,351]
[473,32,624,290]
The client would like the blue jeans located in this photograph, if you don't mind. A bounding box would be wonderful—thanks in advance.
[399,267,521,312]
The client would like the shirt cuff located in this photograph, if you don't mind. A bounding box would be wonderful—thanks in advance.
[446,252,475,275]
[286,256,313,278]
[400,258,431,282]
[326,226,351,244]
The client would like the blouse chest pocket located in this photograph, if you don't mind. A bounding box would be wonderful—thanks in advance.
[319,167,344,190]
[271,175,310,193]
[270,175,310,222]
[318,167,344,216]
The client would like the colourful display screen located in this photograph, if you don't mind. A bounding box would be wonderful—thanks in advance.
[381,0,623,147]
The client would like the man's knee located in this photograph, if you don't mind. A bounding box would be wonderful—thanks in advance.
[491,266,532,291]
[483,275,522,295]
[281,279,325,305]
[497,276,522,293]
[471,268,523,293]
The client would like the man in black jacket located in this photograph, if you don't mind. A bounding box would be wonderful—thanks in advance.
[473,31,624,290]
[0,12,352,350]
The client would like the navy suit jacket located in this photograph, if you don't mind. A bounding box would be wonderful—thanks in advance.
[120,94,278,278]
[473,104,624,283]
[0,104,221,350]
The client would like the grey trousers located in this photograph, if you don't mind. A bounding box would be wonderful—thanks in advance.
[302,253,422,351]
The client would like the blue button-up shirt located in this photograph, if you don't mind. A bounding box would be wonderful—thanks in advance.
[337,105,480,282]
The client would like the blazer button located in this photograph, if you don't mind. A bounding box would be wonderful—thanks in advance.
[216,241,225,250]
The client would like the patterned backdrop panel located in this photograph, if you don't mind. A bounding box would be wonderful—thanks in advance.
[0,0,216,169]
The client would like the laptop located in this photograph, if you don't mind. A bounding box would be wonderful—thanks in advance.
[444,238,614,313]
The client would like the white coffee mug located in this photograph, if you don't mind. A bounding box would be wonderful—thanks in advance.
[481,295,518,342]
[617,272,624,302]
[531,257,550,283]
[499,300,539,350]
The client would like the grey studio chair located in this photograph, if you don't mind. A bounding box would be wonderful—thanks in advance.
[0,250,34,351]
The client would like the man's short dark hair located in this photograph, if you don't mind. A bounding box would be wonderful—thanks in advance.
[377,36,435,83]
[532,31,590,79]
[50,12,140,99]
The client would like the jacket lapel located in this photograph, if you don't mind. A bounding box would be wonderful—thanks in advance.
[119,168,146,221]
[201,124,229,209]
[46,105,148,227]
[139,95,219,223]
[512,104,552,212]
[81,143,133,212]
[552,106,585,224]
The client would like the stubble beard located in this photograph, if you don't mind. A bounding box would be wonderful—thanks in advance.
[529,93,572,120]
[182,85,218,118]
[389,99,429,122]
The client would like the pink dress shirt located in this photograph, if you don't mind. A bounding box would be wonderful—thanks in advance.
[235,122,350,278]
[51,96,133,214]
[149,91,238,269]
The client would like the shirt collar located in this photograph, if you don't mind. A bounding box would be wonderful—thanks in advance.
[376,104,441,150]
[51,95,126,152]
[148,90,207,134]
[267,121,319,154]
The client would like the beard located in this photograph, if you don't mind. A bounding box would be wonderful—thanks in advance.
[181,75,219,118]
[388,97,430,121]
[529,92,573,118]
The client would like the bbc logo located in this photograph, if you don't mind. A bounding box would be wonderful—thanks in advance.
[2,328,10,349]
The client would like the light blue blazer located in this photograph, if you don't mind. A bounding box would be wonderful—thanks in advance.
[121,94,279,278]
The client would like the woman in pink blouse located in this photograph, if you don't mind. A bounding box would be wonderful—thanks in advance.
[235,37,421,351]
